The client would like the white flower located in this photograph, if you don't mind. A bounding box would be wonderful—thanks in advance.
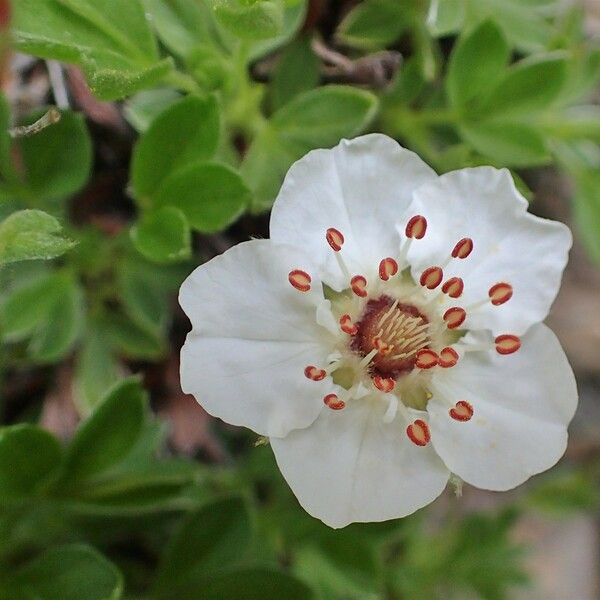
[179,134,577,528]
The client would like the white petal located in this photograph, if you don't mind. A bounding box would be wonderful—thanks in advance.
[180,240,339,438]
[428,323,577,491]
[270,134,438,289]
[407,167,572,334]
[271,399,449,528]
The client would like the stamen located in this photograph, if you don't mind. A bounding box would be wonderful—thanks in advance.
[495,334,521,355]
[438,347,459,368]
[406,419,431,446]
[324,393,345,410]
[452,238,474,259]
[441,277,464,299]
[489,282,513,306]
[304,366,326,381]
[339,314,358,335]
[420,266,443,290]
[379,257,399,281]
[351,275,368,297]
[326,227,344,252]
[443,307,466,329]
[415,348,438,369]
[373,375,395,393]
[449,400,474,422]
[359,348,379,368]
[373,336,393,355]
[288,269,311,292]
[405,215,427,239]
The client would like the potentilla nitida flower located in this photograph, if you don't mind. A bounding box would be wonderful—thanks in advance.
[180,134,577,528]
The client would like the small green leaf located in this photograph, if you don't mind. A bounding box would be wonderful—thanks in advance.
[124,89,182,133]
[154,497,252,596]
[478,55,568,119]
[131,95,220,199]
[106,312,165,359]
[154,162,250,232]
[17,109,92,199]
[212,0,284,40]
[131,206,191,263]
[446,20,509,109]
[0,94,14,183]
[62,379,146,482]
[0,425,62,500]
[336,0,408,50]
[0,210,76,265]
[14,544,123,600]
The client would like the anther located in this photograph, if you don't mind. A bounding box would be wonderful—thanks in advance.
[326,227,344,252]
[373,375,395,393]
[379,257,399,281]
[449,400,473,422]
[324,393,345,410]
[373,336,393,355]
[489,282,513,306]
[452,238,474,259]
[351,275,368,297]
[405,215,427,239]
[420,266,443,290]
[495,334,521,355]
[415,348,438,369]
[288,269,311,292]
[304,366,326,381]
[441,277,464,299]
[339,314,358,335]
[438,347,459,368]
[406,419,431,446]
[443,307,466,329]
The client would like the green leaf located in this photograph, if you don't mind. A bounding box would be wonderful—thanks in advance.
[131,95,220,200]
[527,471,599,514]
[62,379,145,482]
[478,55,568,119]
[105,312,165,359]
[131,206,191,263]
[459,122,551,166]
[336,0,408,50]
[0,94,14,183]
[154,497,252,596]
[154,162,250,232]
[17,109,92,199]
[446,20,509,109]
[0,425,62,500]
[212,0,284,40]
[14,544,123,600]
[271,36,319,110]
[0,210,76,265]
[124,89,182,133]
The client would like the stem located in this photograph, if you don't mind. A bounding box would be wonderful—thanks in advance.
[163,70,201,94]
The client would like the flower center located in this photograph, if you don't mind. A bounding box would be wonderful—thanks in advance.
[352,296,430,379]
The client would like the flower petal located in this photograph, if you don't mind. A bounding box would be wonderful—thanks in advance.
[428,323,577,491]
[270,134,437,289]
[407,167,572,334]
[271,399,449,528]
[180,240,339,438]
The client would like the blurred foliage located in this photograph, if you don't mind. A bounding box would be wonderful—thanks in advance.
[0,0,599,597]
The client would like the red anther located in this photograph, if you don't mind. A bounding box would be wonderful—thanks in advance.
[350,274,368,297]
[304,366,326,381]
[406,419,431,446]
[324,393,345,410]
[495,334,521,355]
[420,266,443,290]
[288,269,311,292]
[379,257,399,281]
[415,348,438,369]
[405,215,427,239]
[452,238,474,259]
[339,314,358,335]
[326,227,344,252]
[443,307,466,330]
[449,400,474,422]
[438,347,459,368]
[441,277,464,298]
[373,375,395,393]
[373,336,392,355]
[489,282,513,306]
